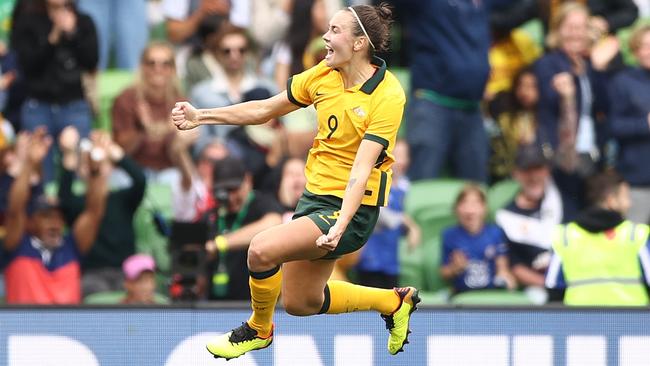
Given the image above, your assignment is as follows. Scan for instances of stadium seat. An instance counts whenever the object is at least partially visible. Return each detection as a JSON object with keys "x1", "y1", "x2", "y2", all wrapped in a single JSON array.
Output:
[
  {"x1": 404, "y1": 179, "x2": 466, "y2": 242},
  {"x1": 450, "y1": 289, "x2": 535, "y2": 306},
  {"x1": 487, "y1": 179, "x2": 519, "y2": 217},
  {"x1": 418, "y1": 288, "x2": 450, "y2": 305},
  {"x1": 96, "y1": 70, "x2": 135, "y2": 131},
  {"x1": 398, "y1": 238, "x2": 425, "y2": 290}
]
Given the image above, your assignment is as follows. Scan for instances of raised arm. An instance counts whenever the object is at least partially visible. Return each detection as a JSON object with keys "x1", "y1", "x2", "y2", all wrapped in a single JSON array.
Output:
[
  {"x1": 4, "y1": 130, "x2": 51, "y2": 251},
  {"x1": 72, "y1": 132, "x2": 110, "y2": 254},
  {"x1": 171, "y1": 90, "x2": 299, "y2": 130},
  {"x1": 315, "y1": 139, "x2": 384, "y2": 251}
]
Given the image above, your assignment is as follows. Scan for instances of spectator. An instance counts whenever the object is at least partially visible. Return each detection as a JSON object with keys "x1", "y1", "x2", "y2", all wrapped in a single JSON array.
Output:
[
  {"x1": 496, "y1": 143, "x2": 564, "y2": 303},
  {"x1": 0, "y1": 132, "x2": 44, "y2": 231},
  {"x1": 274, "y1": 157, "x2": 307, "y2": 223},
  {"x1": 203, "y1": 156, "x2": 283, "y2": 300},
  {"x1": 121, "y1": 253, "x2": 168, "y2": 304},
  {"x1": 77, "y1": 0, "x2": 148, "y2": 70},
  {"x1": 488, "y1": 68, "x2": 540, "y2": 183},
  {"x1": 190, "y1": 24, "x2": 276, "y2": 144},
  {"x1": 491, "y1": 0, "x2": 639, "y2": 37},
  {"x1": 226, "y1": 88, "x2": 288, "y2": 189},
  {"x1": 57, "y1": 127, "x2": 146, "y2": 296},
  {"x1": 608, "y1": 25, "x2": 650, "y2": 225},
  {"x1": 173, "y1": 137, "x2": 230, "y2": 223},
  {"x1": 354, "y1": 139, "x2": 420, "y2": 289},
  {"x1": 403, "y1": 0, "x2": 515, "y2": 183},
  {"x1": 112, "y1": 41, "x2": 185, "y2": 185},
  {"x1": 162, "y1": 0, "x2": 291, "y2": 77},
  {"x1": 271, "y1": 0, "x2": 331, "y2": 159},
  {"x1": 440, "y1": 183, "x2": 516, "y2": 295},
  {"x1": 272, "y1": 0, "x2": 329, "y2": 90},
  {"x1": 2, "y1": 128, "x2": 108, "y2": 304},
  {"x1": 534, "y1": 2, "x2": 617, "y2": 219},
  {"x1": 485, "y1": 27, "x2": 542, "y2": 102},
  {"x1": 12, "y1": 0, "x2": 98, "y2": 183},
  {"x1": 546, "y1": 170, "x2": 650, "y2": 306},
  {"x1": 0, "y1": 40, "x2": 17, "y2": 120}
]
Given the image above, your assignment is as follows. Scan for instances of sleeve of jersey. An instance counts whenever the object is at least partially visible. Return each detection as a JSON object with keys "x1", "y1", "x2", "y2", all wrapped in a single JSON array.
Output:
[
  {"x1": 286, "y1": 63, "x2": 320, "y2": 108},
  {"x1": 363, "y1": 90, "x2": 405, "y2": 148}
]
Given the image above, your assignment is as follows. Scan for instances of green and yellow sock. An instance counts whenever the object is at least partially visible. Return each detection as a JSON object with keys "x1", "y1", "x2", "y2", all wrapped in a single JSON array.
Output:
[
  {"x1": 247, "y1": 266, "x2": 282, "y2": 338},
  {"x1": 318, "y1": 280, "x2": 400, "y2": 315}
]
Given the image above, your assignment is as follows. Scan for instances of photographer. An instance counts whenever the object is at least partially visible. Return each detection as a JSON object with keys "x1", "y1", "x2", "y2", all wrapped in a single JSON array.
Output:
[{"x1": 203, "y1": 156, "x2": 283, "y2": 300}]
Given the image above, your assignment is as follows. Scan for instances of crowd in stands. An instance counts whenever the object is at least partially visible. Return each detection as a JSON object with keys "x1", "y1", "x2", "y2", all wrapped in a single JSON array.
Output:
[{"x1": 0, "y1": 0, "x2": 649, "y2": 307}]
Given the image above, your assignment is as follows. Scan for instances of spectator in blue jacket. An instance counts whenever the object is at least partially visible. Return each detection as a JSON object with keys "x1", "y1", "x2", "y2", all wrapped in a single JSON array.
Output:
[
  {"x1": 608, "y1": 25, "x2": 650, "y2": 225},
  {"x1": 402, "y1": 0, "x2": 514, "y2": 183}
]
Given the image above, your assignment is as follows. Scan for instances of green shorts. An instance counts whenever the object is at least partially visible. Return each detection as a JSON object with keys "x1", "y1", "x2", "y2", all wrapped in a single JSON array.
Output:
[{"x1": 293, "y1": 190, "x2": 380, "y2": 260}]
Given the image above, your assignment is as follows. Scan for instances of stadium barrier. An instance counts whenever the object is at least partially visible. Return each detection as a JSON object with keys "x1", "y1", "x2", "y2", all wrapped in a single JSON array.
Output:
[{"x1": 1, "y1": 305, "x2": 648, "y2": 365}]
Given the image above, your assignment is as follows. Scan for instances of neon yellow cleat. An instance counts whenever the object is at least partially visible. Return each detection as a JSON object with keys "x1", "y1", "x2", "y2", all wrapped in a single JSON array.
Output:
[
  {"x1": 206, "y1": 322, "x2": 273, "y2": 360},
  {"x1": 381, "y1": 287, "x2": 420, "y2": 355}
]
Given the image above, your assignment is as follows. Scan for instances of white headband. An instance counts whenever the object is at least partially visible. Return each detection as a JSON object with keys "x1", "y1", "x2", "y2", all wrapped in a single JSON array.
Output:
[{"x1": 348, "y1": 6, "x2": 376, "y2": 50}]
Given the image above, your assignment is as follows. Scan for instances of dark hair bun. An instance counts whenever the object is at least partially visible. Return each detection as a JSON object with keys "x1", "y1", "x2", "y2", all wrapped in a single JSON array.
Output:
[{"x1": 376, "y1": 2, "x2": 393, "y2": 22}]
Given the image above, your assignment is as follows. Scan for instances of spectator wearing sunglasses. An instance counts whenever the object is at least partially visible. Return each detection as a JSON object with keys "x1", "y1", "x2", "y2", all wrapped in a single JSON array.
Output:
[
  {"x1": 188, "y1": 22, "x2": 275, "y2": 153},
  {"x1": 111, "y1": 41, "x2": 188, "y2": 185}
]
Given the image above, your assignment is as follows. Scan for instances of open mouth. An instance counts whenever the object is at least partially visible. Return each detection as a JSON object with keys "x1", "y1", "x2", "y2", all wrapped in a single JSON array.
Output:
[{"x1": 325, "y1": 45, "x2": 334, "y2": 60}]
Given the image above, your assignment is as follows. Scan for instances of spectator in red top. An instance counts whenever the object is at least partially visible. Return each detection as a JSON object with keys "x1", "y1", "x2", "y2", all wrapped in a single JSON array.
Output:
[{"x1": 2, "y1": 128, "x2": 109, "y2": 304}]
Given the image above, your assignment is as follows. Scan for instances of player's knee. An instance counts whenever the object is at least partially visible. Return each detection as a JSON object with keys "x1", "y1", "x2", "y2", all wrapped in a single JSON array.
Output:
[
  {"x1": 282, "y1": 296, "x2": 322, "y2": 316},
  {"x1": 247, "y1": 234, "x2": 274, "y2": 270}
]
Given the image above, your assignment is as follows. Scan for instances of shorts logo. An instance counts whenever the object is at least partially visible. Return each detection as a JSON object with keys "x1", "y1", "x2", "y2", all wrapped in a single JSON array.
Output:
[{"x1": 318, "y1": 211, "x2": 340, "y2": 226}]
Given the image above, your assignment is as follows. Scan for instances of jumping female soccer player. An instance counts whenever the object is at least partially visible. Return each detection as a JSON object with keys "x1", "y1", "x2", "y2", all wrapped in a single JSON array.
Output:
[{"x1": 171, "y1": 3, "x2": 418, "y2": 360}]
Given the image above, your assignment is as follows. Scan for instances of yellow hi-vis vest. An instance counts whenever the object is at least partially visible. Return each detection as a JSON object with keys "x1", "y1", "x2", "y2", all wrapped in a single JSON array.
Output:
[{"x1": 551, "y1": 220, "x2": 650, "y2": 306}]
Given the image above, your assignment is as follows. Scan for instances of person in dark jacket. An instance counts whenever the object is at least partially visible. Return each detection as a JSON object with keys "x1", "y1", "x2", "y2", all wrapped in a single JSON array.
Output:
[
  {"x1": 533, "y1": 2, "x2": 615, "y2": 220},
  {"x1": 607, "y1": 25, "x2": 650, "y2": 225},
  {"x1": 402, "y1": 0, "x2": 514, "y2": 182},
  {"x1": 11, "y1": 0, "x2": 98, "y2": 183},
  {"x1": 57, "y1": 126, "x2": 146, "y2": 296}
]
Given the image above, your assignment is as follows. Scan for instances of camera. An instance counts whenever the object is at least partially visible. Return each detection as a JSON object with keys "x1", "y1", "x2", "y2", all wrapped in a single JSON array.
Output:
[{"x1": 168, "y1": 222, "x2": 209, "y2": 302}]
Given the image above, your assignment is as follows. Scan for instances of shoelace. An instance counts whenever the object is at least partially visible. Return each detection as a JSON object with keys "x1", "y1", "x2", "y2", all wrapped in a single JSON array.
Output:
[{"x1": 228, "y1": 323, "x2": 258, "y2": 343}]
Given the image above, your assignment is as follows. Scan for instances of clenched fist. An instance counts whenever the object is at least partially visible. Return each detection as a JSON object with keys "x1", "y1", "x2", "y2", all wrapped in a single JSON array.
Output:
[{"x1": 171, "y1": 102, "x2": 200, "y2": 130}]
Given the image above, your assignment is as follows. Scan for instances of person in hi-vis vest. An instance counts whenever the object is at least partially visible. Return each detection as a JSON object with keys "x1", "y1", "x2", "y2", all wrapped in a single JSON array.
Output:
[{"x1": 545, "y1": 170, "x2": 650, "y2": 306}]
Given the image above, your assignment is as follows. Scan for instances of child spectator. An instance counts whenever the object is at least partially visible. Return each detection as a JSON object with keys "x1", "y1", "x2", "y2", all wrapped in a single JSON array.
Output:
[
  {"x1": 121, "y1": 253, "x2": 167, "y2": 305},
  {"x1": 440, "y1": 183, "x2": 516, "y2": 294},
  {"x1": 2, "y1": 128, "x2": 108, "y2": 304}
]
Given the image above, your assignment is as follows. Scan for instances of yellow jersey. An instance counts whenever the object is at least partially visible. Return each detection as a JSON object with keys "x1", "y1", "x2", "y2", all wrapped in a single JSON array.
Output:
[{"x1": 287, "y1": 57, "x2": 405, "y2": 206}]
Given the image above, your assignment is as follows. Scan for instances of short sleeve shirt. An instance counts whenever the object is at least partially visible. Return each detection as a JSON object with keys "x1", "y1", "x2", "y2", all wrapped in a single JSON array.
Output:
[{"x1": 287, "y1": 57, "x2": 405, "y2": 206}]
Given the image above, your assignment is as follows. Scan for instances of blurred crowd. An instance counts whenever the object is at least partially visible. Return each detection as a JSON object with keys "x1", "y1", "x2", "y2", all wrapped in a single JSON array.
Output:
[{"x1": 0, "y1": 0, "x2": 649, "y2": 306}]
